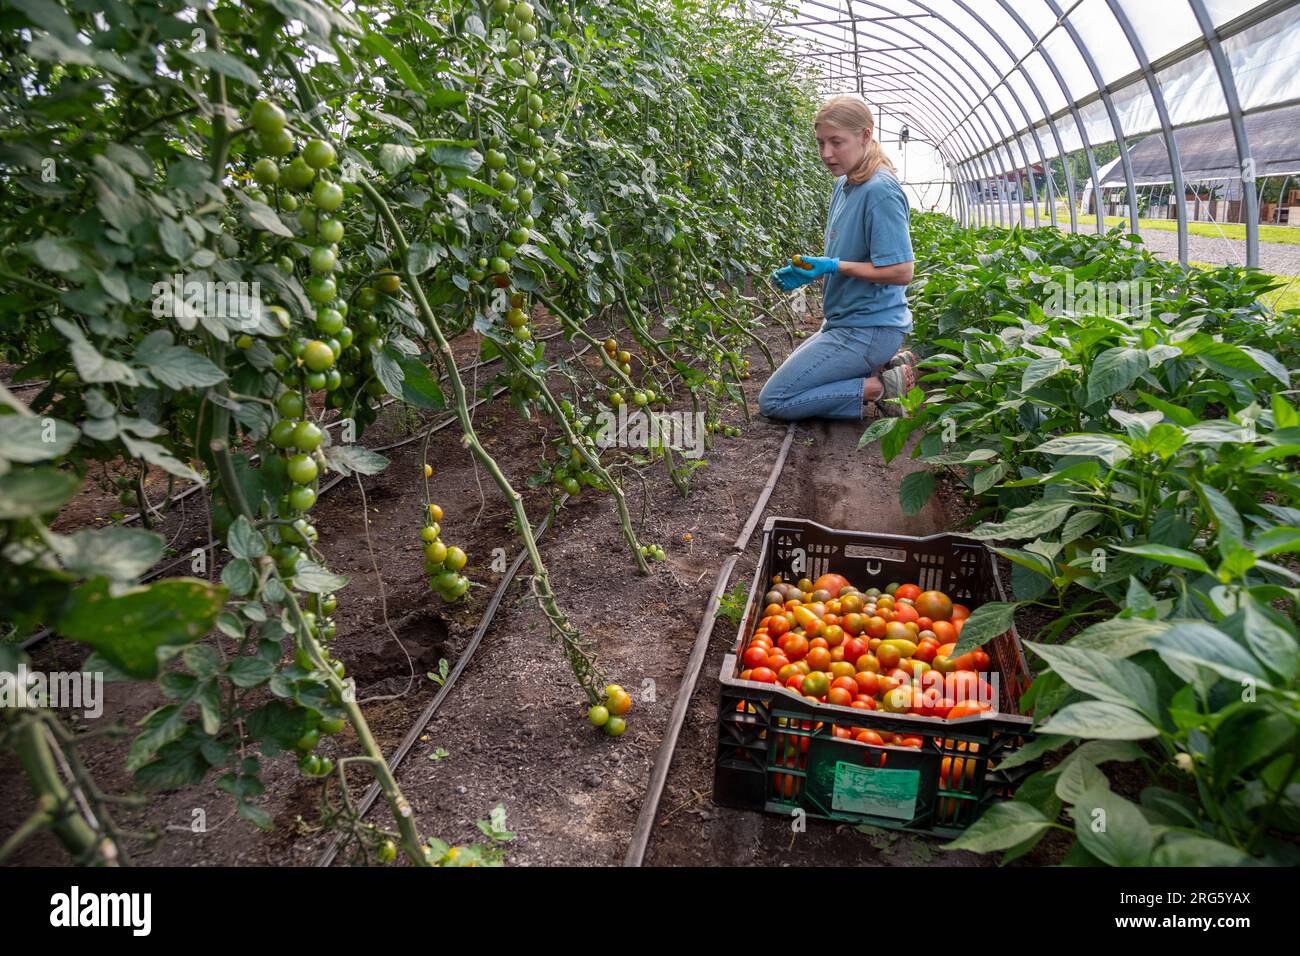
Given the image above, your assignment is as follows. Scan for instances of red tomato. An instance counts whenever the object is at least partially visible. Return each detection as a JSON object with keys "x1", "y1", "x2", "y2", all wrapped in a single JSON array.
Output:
[
  {"x1": 805, "y1": 647, "x2": 832, "y2": 671},
  {"x1": 916, "y1": 617, "x2": 934, "y2": 633},
  {"x1": 946, "y1": 702, "x2": 992, "y2": 720},
  {"x1": 785, "y1": 673, "x2": 806, "y2": 693},
  {"x1": 865, "y1": 616, "x2": 887, "y2": 638},
  {"x1": 830, "y1": 676, "x2": 859, "y2": 695},
  {"x1": 841, "y1": 638, "x2": 866, "y2": 663},
  {"x1": 749, "y1": 667, "x2": 777, "y2": 684},
  {"x1": 893, "y1": 603, "x2": 919, "y2": 624},
  {"x1": 896, "y1": 735, "x2": 924, "y2": 748},
  {"x1": 767, "y1": 615, "x2": 790, "y2": 637},
  {"x1": 767, "y1": 653, "x2": 790, "y2": 672},
  {"x1": 853, "y1": 671, "x2": 880, "y2": 696},
  {"x1": 855, "y1": 729, "x2": 885, "y2": 745},
  {"x1": 895, "y1": 584, "x2": 922, "y2": 601},
  {"x1": 827, "y1": 687, "x2": 853, "y2": 707},
  {"x1": 743, "y1": 646, "x2": 769, "y2": 669},
  {"x1": 914, "y1": 639, "x2": 939, "y2": 664},
  {"x1": 780, "y1": 634, "x2": 809, "y2": 662},
  {"x1": 950, "y1": 603, "x2": 971, "y2": 622},
  {"x1": 823, "y1": 624, "x2": 845, "y2": 647},
  {"x1": 739, "y1": 668, "x2": 752, "y2": 680}
]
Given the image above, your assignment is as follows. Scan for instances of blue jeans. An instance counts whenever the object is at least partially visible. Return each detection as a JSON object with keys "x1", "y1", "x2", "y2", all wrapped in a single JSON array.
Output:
[{"x1": 758, "y1": 324, "x2": 905, "y2": 421}]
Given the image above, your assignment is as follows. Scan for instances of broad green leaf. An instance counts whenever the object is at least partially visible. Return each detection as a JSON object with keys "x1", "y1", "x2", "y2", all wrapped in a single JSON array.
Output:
[
  {"x1": 291, "y1": 559, "x2": 347, "y2": 594},
  {"x1": 1086, "y1": 347, "x2": 1148, "y2": 405},
  {"x1": 396, "y1": 353, "x2": 446, "y2": 410},
  {"x1": 1149, "y1": 620, "x2": 1273, "y2": 687},
  {"x1": 1150, "y1": 835, "x2": 1255, "y2": 866},
  {"x1": 360, "y1": 31, "x2": 425, "y2": 93},
  {"x1": 898, "y1": 469, "x2": 934, "y2": 516},
  {"x1": 1026, "y1": 642, "x2": 1159, "y2": 717},
  {"x1": 1070, "y1": 785, "x2": 1155, "y2": 866},
  {"x1": 1020, "y1": 357, "x2": 1067, "y2": 392},
  {"x1": 0, "y1": 415, "x2": 79, "y2": 463},
  {"x1": 1242, "y1": 599, "x2": 1298, "y2": 682},
  {"x1": 1038, "y1": 701, "x2": 1160, "y2": 740},
  {"x1": 58, "y1": 577, "x2": 227, "y2": 678},
  {"x1": 942, "y1": 802, "x2": 1053, "y2": 854},
  {"x1": 1054, "y1": 754, "x2": 1109, "y2": 804},
  {"x1": 62, "y1": 527, "x2": 164, "y2": 582},
  {"x1": 0, "y1": 468, "x2": 81, "y2": 518},
  {"x1": 1033, "y1": 433, "x2": 1131, "y2": 467},
  {"x1": 965, "y1": 498, "x2": 1075, "y2": 541},
  {"x1": 1068, "y1": 617, "x2": 1167, "y2": 658},
  {"x1": 857, "y1": 416, "x2": 897, "y2": 449},
  {"x1": 1114, "y1": 543, "x2": 1211, "y2": 575},
  {"x1": 951, "y1": 600, "x2": 1018, "y2": 657},
  {"x1": 324, "y1": 444, "x2": 388, "y2": 477},
  {"x1": 226, "y1": 515, "x2": 266, "y2": 560}
]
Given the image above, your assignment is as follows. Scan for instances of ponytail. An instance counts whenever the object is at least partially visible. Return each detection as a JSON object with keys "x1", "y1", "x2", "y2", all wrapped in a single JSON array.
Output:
[{"x1": 814, "y1": 95, "x2": 896, "y2": 185}]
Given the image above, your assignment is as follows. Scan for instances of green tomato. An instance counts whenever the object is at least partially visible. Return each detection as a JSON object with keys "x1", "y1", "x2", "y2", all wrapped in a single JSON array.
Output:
[
  {"x1": 295, "y1": 728, "x2": 321, "y2": 753},
  {"x1": 444, "y1": 546, "x2": 468, "y2": 572},
  {"x1": 357, "y1": 287, "x2": 379, "y2": 310},
  {"x1": 319, "y1": 716, "x2": 346, "y2": 734},
  {"x1": 318, "y1": 217, "x2": 344, "y2": 243},
  {"x1": 489, "y1": 256, "x2": 511, "y2": 275},
  {"x1": 309, "y1": 246, "x2": 336, "y2": 274},
  {"x1": 288, "y1": 484, "x2": 317, "y2": 511},
  {"x1": 281, "y1": 192, "x2": 299, "y2": 211},
  {"x1": 305, "y1": 370, "x2": 327, "y2": 390},
  {"x1": 287, "y1": 453, "x2": 319, "y2": 484},
  {"x1": 260, "y1": 129, "x2": 294, "y2": 156},
  {"x1": 420, "y1": 524, "x2": 440, "y2": 543},
  {"x1": 303, "y1": 138, "x2": 337, "y2": 170},
  {"x1": 270, "y1": 418, "x2": 298, "y2": 449},
  {"x1": 603, "y1": 716, "x2": 627, "y2": 737},
  {"x1": 325, "y1": 368, "x2": 342, "y2": 391},
  {"x1": 284, "y1": 156, "x2": 316, "y2": 190},
  {"x1": 378, "y1": 840, "x2": 397, "y2": 864},
  {"x1": 277, "y1": 391, "x2": 305, "y2": 418},
  {"x1": 517, "y1": 186, "x2": 534, "y2": 204},
  {"x1": 499, "y1": 195, "x2": 519, "y2": 213},
  {"x1": 561, "y1": 476, "x2": 581, "y2": 496},
  {"x1": 311, "y1": 179, "x2": 344, "y2": 213},
  {"x1": 485, "y1": 148, "x2": 507, "y2": 171},
  {"x1": 336, "y1": 326, "x2": 354, "y2": 349},
  {"x1": 316, "y1": 308, "x2": 344, "y2": 335},
  {"x1": 496, "y1": 170, "x2": 517, "y2": 191},
  {"x1": 305, "y1": 275, "x2": 337, "y2": 304},
  {"x1": 508, "y1": 226, "x2": 530, "y2": 246},
  {"x1": 516, "y1": 21, "x2": 537, "y2": 42},
  {"x1": 297, "y1": 206, "x2": 318, "y2": 232},
  {"x1": 271, "y1": 353, "x2": 291, "y2": 374},
  {"x1": 292, "y1": 420, "x2": 323, "y2": 451},
  {"x1": 497, "y1": 240, "x2": 517, "y2": 260},
  {"x1": 251, "y1": 100, "x2": 287, "y2": 136},
  {"x1": 253, "y1": 158, "x2": 280, "y2": 185},
  {"x1": 588, "y1": 705, "x2": 610, "y2": 727}
]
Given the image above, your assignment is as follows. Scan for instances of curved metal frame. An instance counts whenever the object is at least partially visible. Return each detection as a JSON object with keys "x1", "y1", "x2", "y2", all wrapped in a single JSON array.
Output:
[
  {"x1": 1189, "y1": 0, "x2": 1260, "y2": 268},
  {"x1": 857, "y1": 0, "x2": 1048, "y2": 229},
  {"x1": 1104, "y1": 0, "x2": 1191, "y2": 264},
  {"x1": 780, "y1": 0, "x2": 1288, "y2": 258}
]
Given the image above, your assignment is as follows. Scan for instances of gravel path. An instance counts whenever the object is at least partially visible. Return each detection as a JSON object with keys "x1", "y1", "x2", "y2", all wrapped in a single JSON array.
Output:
[{"x1": 1130, "y1": 225, "x2": 1300, "y2": 275}]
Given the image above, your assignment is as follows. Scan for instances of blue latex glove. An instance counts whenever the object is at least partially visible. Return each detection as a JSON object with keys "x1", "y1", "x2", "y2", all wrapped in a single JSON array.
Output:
[
  {"x1": 793, "y1": 254, "x2": 839, "y2": 278},
  {"x1": 770, "y1": 264, "x2": 812, "y2": 292}
]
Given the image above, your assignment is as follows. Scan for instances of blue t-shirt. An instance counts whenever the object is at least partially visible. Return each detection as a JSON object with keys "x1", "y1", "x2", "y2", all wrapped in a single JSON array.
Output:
[{"x1": 821, "y1": 169, "x2": 913, "y2": 330}]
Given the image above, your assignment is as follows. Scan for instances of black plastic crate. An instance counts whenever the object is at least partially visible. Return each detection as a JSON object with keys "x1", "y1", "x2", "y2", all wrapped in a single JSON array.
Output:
[{"x1": 713, "y1": 517, "x2": 1039, "y2": 837}]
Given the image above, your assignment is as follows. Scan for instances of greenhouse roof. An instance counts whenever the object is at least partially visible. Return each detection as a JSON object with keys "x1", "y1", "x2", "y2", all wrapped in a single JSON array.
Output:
[
  {"x1": 768, "y1": 0, "x2": 1300, "y2": 266},
  {"x1": 1098, "y1": 103, "x2": 1300, "y2": 185}
]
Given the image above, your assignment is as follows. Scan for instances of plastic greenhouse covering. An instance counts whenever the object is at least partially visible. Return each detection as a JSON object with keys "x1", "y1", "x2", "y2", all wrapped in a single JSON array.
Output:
[{"x1": 765, "y1": 0, "x2": 1300, "y2": 267}]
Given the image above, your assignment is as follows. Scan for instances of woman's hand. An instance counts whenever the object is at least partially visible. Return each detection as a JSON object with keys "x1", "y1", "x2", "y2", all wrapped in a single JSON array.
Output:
[
  {"x1": 791, "y1": 255, "x2": 839, "y2": 278},
  {"x1": 770, "y1": 264, "x2": 813, "y2": 291}
]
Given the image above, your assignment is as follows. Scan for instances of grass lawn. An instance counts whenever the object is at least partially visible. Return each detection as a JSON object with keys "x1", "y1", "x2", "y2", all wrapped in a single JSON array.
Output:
[{"x1": 1023, "y1": 207, "x2": 1300, "y2": 247}]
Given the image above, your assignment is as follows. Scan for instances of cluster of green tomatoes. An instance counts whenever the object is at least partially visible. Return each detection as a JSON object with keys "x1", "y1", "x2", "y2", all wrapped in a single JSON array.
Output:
[{"x1": 420, "y1": 497, "x2": 471, "y2": 602}]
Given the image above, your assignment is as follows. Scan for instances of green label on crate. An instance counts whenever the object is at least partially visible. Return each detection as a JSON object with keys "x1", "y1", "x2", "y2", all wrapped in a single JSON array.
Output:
[{"x1": 832, "y1": 762, "x2": 919, "y2": 820}]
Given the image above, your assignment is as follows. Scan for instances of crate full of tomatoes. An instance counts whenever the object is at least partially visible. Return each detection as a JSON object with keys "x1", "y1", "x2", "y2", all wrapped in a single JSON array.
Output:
[{"x1": 714, "y1": 518, "x2": 1038, "y2": 836}]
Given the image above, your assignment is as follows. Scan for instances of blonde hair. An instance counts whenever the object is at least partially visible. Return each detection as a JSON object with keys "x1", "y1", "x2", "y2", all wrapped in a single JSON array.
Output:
[{"x1": 814, "y1": 95, "x2": 896, "y2": 185}]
